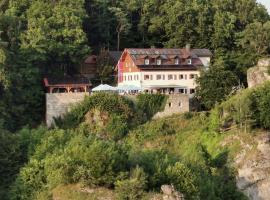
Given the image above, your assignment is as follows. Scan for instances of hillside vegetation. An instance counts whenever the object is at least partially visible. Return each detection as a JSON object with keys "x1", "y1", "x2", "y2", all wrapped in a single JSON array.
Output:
[{"x1": 3, "y1": 82, "x2": 270, "y2": 200}]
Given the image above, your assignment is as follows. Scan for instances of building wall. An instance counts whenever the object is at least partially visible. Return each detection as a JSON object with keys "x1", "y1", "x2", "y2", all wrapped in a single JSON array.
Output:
[
  {"x1": 140, "y1": 70, "x2": 199, "y2": 89},
  {"x1": 46, "y1": 93, "x2": 89, "y2": 127},
  {"x1": 198, "y1": 57, "x2": 211, "y2": 67},
  {"x1": 119, "y1": 70, "x2": 199, "y2": 94},
  {"x1": 153, "y1": 94, "x2": 190, "y2": 119}
]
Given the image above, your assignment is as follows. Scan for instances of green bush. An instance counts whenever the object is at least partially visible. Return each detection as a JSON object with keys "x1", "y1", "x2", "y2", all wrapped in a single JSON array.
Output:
[
  {"x1": 136, "y1": 94, "x2": 167, "y2": 119},
  {"x1": 166, "y1": 162, "x2": 199, "y2": 200},
  {"x1": 252, "y1": 82, "x2": 270, "y2": 129},
  {"x1": 55, "y1": 93, "x2": 135, "y2": 129},
  {"x1": 10, "y1": 128, "x2": 129, "y2": 200},
  {"x1": 128, "y1": 149, "x2": 176, "y2": 189},
  {"x1": 115, "y1": 166, "x2": 147, "y2": 200},
  {"x1": 0, "y1": 129, "x2": 22, "y2": 200},
  {"x1": 106, "y1": 114, "x2": 128, "y2": 140}
]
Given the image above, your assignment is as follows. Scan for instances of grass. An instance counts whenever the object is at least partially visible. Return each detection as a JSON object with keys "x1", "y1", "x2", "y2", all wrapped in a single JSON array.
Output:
[{"x1": 52, "y1": 184, "x2": 116, "y2": 200}]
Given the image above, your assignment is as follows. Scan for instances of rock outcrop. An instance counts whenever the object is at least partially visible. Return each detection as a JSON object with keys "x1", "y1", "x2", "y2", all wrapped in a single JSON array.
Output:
[
  {"x1": 236, "y1": 134, "x2": 270, "y2": 200},
  {"x1": 247, "y1": 58, "x2": 270, "y2": 88},
  {"x1": 160, "y1": 185, "x2": 184, "y2": 200}
]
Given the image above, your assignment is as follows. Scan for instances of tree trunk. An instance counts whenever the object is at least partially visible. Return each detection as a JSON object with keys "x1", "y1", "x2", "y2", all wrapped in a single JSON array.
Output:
[{"x1": 117, "y1": 31, "x2": 120, "y2": 51}]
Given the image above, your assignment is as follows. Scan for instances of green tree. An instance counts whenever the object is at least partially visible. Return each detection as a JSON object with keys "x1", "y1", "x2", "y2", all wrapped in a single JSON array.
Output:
[
  {"x1": 96, "y1": 48, "x2": 114, "y2": 84},
  {"x1": 196, "y1": 59, "x2": 238, "y2": 109},
  {"x1": 109, "y1": 6, "x2": 131, "y2": 51},
  {"x1": 238, "y1": 21, "x2": 270, "y2": 55},
  {"x1": 20, "y1": 0, "x2": 90, "y2": 75}
]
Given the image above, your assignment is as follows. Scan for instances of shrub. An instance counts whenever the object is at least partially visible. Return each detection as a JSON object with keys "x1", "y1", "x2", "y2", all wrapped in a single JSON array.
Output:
[
  {"x1": 55, "y1": 93, "x2": 135, "y2": 129},
  {"x1": 128, "y1": 149, "x2": 176, "y2": 189},
  {"x1": 106, "y1": 114, "x2": 128, "y2": 140},
  {"x1": 115, "y1": 166, "x2": 147, "y2": 200},
  {"x1": 136, "y1": 94, "x2": 167, "y2": 119},
  {"x1": 252, "y1": 82, "x2": 270, "y2": 129},
  {"x1": 0, "y1": 129, "x2": 22, "y2": 200},
  {"x1": 166, "y1": 162, "x2": 199, "y2": 200}
]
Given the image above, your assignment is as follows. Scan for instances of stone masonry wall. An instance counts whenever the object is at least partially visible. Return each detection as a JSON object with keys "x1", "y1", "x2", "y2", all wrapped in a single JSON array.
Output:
[
  {"x1": 154, "y1": 94, "x2": 190, "y2": 119},
  {"x1": 46, "y1": 93, "x2": 89, "y2": 127}
]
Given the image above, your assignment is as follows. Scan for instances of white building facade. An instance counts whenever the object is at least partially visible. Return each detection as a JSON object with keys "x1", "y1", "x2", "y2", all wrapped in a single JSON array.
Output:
[{"x1": 117, "y1": 48, "x2": 212, "y2": 96}]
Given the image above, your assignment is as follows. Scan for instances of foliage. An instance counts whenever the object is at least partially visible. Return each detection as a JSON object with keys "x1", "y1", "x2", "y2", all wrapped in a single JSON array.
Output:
[
  {"x1": 136, "y1": 93, "x2": 167, "y2": 119},
  {"x1": 55, "y1": 92, "x2": 134, "y2": 130},
  {"x1": 115, "y1": 166, "x2": 147, "y2": 200},
  {"x1": 166, "y1": 162, "x2": 199, "y2": 199},
  {"x1": 238, "y1": 21, "x2": 270, "y2": 55},
  {"x1": 10, "y1": 128, "x2": 128, "y2": 200},
  {"x1": 0, "y1": 129, "x2": 22, "y2": 200},
  {"x1": 196, "y1": 59, "x2": 238, "y2": 109},
  {"x1": 96, "y1": 48, "x2": 115, "y2": 84}
]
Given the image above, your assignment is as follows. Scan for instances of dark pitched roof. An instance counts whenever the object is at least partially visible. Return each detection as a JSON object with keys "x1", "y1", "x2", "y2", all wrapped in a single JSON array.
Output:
[
  {"x1": 191, "y1": 49, "x2": 212, "y2": 57},
  {"x1": 124, "y1": 48, "x2": 207, "y2": 67},
  {"x1": 44, "y1": 76, "x2": 91, "y2": 86},
  {"x1": 109, "y1": 51, "x2": 122, "y2": 62}
]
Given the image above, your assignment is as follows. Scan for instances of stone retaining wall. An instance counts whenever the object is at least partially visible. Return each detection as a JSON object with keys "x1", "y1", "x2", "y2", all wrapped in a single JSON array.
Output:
[
  {"x1": 153, "y1": 94, "x2": 190, "y2": 119},
  {"x1": 46, "y1": 93, "x2": 89, "y2": 127}
]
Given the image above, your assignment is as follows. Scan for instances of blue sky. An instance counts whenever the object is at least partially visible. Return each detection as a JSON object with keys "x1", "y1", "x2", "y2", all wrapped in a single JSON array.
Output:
[{"x1": 257, "y1": 0, "x2": 270, "y2": 13}]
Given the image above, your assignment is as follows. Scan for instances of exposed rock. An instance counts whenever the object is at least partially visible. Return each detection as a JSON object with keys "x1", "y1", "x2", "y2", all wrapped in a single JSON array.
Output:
[
  {"x1": 236, "y1": 134, "x2": 270, "y2": 200},
  {"x1": 161, "y1": 185, "x2": 184, "y2": 200},
  {"x1": 247, "y1": 58, "x2": 270, "y2": 88}
]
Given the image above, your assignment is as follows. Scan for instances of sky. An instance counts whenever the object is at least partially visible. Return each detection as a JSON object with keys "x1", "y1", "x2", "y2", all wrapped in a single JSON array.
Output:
[{"x1": 257, "y1": 0, "x2": 270, "y2": 13}]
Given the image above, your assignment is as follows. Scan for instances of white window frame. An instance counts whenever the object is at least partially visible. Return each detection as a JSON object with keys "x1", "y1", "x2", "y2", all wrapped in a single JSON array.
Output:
[
  {"x1": 157, "y1": 59, "x2": 162, "y2": 65},
  {"x1": 175, "y1": 58, "x2": 179, "y2": 65},
  {"x1": 187, "y1": 59, "x2": 192, "y2": 65},
  {"x1": 145, "y1": 58, "x2": 150, "y2": 65}
]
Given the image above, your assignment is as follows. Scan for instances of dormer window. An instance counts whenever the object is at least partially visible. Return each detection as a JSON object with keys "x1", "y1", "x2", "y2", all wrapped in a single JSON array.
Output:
[
  {"x1": 175, "y1": 58, "x2": 179, "y2": 65},
  {"x1": 157, "y1": 58, "x2": 162, "y2": 65},
  {"x1": 145, "y1": 58, "x2": 150, "y2": 65},
  {"x1": 187, "y1": 59, "x2": 192, "y2": 65}
]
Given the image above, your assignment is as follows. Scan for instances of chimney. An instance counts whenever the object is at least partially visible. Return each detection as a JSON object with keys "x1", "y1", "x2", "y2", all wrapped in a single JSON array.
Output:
[{"x1": 185, "y1": 44, "x2": 191, "y2": 52}]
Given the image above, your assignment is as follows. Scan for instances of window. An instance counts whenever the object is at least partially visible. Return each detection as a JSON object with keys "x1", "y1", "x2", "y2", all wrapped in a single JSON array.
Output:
[
  {"x1": 145, "y1": 58, "x2": 150, "y2": 65},
  {"x1": 174, "y1": 75, "x2": 177, "y2": 80},
  {"x1": 187, "y1": 59, "x2": 192, "y2": 65},
  {"x1": 168, "y1": 102, "x2": 172, "y2": 107},
  {"x1": 156, "y1": 74, "x2": 162, "y2": 80},
  {"x1": 150, "y1": 75, "x2": 153, "y2": 80},
  {"x1": 168, "y1": 74, "x2": 173, "y2": 80},
  {"x1": 190, "y1": 74, "x2": 195, "y2": 79},
  {"x1": 157, "y1": 59, "x2": 162, "y2": 65},
  {"x1": 124, "y1": 76, "x2": 126, "y2": 81},
  {"x1": 190, "y1": 89, "x2": 195, "y2": 94},
  {"x1": 130, "y1": 75, "x2": 132, "y2": 81},
  {"x1": 179, "y1": 101, "x2": 182, "y2": 107},
  {"x1": 179, "y1": 74, "x2": 184, "y2": 79},
  {"x1": 163, "y1": 75, "x2": 165, "y2": 80},
  {"x1": 144, "y1": 75, "x2": 150, "y2": 80},
  {"x1": 184, "y1": 75, "x2": 187, "y2": 80},
  {"x1": 179, "y1": 89, "x2": 185, "y2": 94},
  {"x1": 175, "y1": 58, "x2": 179, "y2": 65}
]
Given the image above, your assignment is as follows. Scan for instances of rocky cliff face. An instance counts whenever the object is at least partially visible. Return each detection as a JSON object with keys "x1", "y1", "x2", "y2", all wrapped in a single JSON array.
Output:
[
  {"x1": 236, "y1": 134, "x2": 270, "y2": 200},
  {"x1": 247, "y1": 58, "x2": 270, "y2": 88}
]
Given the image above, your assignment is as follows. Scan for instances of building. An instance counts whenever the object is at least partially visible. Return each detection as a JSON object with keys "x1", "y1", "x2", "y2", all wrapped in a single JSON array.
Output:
[
  {"x1": 117, "y1": 47, "x2": 212, "y2": 96},
  {"x1": 44, "y1": 76, "x2": 92, "y2": 93},
  {"x1": 80, "y1": 51, "x2": 122, "y2": 80},
  {"x1": 79, "y1": 55, "x2": 98, "y2": 79}
]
